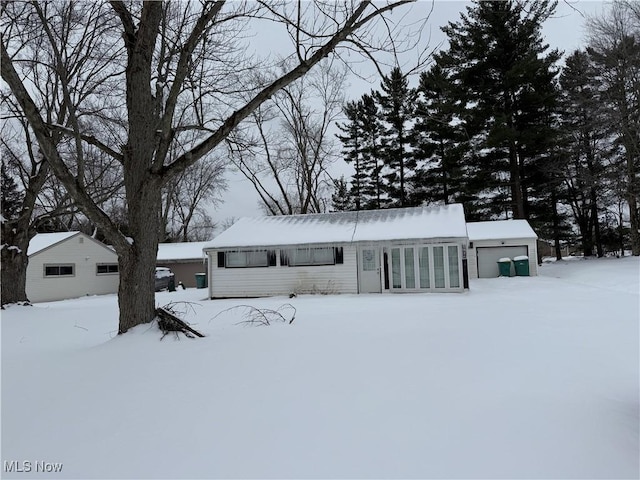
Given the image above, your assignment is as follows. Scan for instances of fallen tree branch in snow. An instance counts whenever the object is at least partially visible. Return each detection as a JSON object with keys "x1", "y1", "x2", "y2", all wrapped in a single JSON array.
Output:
[
  {"x1": 156, "y1": 303, "x2": 205, "y2": 339},
  {"x1": 210, "y1": 304, "x2": 296, "y2": 327}
]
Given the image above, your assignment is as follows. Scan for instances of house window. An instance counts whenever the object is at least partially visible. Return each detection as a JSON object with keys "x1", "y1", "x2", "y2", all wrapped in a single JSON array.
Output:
[
  {"x1": 218, "y1": 250, "x2": 276, "y2": 268},
  {"x1": 362, "y1": 249, "x2": 376, "y2": 271},
  {"x1": 281, "y1": 247, "x2": 340, "y2": 266},
  {"x1": 44, "y1": 264, "x2": 75, "y2": 277},
  {"x1": 96, "y1": 264, "x2": 119, "y2": 275}
]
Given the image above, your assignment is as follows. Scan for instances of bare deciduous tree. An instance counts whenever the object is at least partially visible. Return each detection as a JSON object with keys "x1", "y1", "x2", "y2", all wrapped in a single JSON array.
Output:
[
  {"x1": 161, "y1": 153, "x2": 226, "y2": 241},
  {"x1": 2, "y1": 0, "x2": 422, "y2": 333},
  {"x1": 587, "y1": 1, "x2": 640, "y2": 255},
  {"x1": 230, "y1": 59, "x2": 346, "y2": 215},
  {"x1": 1, "y1": 0, "x2": 123, "y2": 304}
]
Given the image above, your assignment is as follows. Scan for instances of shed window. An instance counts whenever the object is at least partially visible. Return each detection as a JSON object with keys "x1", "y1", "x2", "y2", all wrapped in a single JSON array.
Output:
[
  {"x1": 44, "y1": 264, "x2": 75, "y2": 277},
  {"x1": 220, "y1": 250, "x2": 273, "y2": 268},
  {"x1": 282, "y1": 247, "x2": 338, "y2": 266},
  {"x1": 97, "y1": 264, "x2": 119, "y2": 275}
]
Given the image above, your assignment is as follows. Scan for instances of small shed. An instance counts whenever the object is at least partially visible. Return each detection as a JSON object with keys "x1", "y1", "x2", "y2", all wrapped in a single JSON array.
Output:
[
  {"x1": 466, "y1": 220, "x2": 538, "y2": 278},
  {"x1": 156, "y1": 242, "x2": 209, "y2": 288},
  {"x1": 203, "y1": 204, "x2": 469, "y2": 298},
  {"x1": 27, "y1": 232, "x2": 119, "y2": 302}
]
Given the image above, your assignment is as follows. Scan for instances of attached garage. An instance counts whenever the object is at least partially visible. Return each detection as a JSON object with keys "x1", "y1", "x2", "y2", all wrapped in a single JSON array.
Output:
[{"x1": 466, "y1": 220, "x2": 538, "y2": 279}]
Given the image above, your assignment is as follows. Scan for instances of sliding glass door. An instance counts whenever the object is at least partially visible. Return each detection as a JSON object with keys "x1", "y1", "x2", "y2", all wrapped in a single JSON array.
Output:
[{"x1": 387, "y1": 243, "x2": 462, "y2": 292}]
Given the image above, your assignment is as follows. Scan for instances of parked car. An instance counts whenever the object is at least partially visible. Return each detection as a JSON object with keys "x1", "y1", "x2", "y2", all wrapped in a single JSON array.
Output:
[{"x1": 154, "y1": 267, "x2": 175, "y2": 291}]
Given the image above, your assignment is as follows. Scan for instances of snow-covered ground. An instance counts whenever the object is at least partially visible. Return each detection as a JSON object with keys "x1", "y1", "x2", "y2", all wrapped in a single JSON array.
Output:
[{"x1": 2, "y1": 256, "x2": 638, "y2": 479}]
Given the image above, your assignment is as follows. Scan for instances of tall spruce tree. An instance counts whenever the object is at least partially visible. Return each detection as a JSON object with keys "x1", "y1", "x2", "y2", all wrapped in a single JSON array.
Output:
[
  {"x1": 411, "y1": 64, "x2": 466, "y2": 206},
  {"x1": 330, "y1": 175, "x2": 354, "y2": 212},
  {"x1": 336, "y1": 100, "x2": 365, "y2": 210},
  {"x1": 359, "y1": 93, "x2": 384, "y2": 209},
  {"x1": 438, "y1": 0, "x2": 561, "y2": 219},
  {"x1": 374, "y1": 67, "x2": 417, "y2": 207},
  {"x1": 336, "y1": 93, "x2": 384, "y2": 210}
]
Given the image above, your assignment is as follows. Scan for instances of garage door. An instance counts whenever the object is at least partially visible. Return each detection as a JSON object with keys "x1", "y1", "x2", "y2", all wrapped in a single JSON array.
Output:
[{"x1": 476, "y1": 246, "x2": 528, "y2": 278}]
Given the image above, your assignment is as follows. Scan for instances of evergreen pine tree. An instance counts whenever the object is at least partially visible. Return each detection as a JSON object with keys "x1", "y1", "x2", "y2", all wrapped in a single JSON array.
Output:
[
  {"x1": 330, "y1": 176, "x2": 354, "y2": 212},
  {"x1": 359, "y1": 94, "x2": 384, "y2": 210},
  {"x1": 336, "y1": 100, "x2": 365, "y2": 210},
  {"x1": 374, "y1": 67, "x2": 417, "y2": 207},
  {"x1": 336, "y1": 94, "x2": 384, "y2": 210},
  {"x1": 438, "y1": 0, "x2": 561, "y2": 219},
  {"x1": 411, "y1": 64, "x2": 466, "y2": 206}
]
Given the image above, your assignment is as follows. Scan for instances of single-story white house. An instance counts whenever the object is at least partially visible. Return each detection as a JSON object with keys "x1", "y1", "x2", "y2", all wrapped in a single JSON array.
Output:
[
  {"x1": 157, "y1": 242, "x2": 208, "y2": 288},
  {"x1": 27, "y1": 231, "x2": 119, "y2": 303},
  {"x1": 466, "y1": 220, "x2": 538, "y2": 278},
  {"x1": 203, "y1": 204, "x2": 470, "y2": 298}
]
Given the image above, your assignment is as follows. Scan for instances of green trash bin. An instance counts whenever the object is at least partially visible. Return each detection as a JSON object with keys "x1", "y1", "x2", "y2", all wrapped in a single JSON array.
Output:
[
  {"x1": 497, "y1": 258, "x2": 512, "y2": 277},
  {"x1": 513, "y1": 256, "x2": 530, "y2": 276},
  {"x1": 195, "y1": 273, "x2": 207, "y2": 289}
]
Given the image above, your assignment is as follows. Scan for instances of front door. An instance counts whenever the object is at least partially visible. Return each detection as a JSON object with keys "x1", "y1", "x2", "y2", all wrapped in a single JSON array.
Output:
[{"x1": 359, "y1": 247, "x2": 381, "y2": 293}]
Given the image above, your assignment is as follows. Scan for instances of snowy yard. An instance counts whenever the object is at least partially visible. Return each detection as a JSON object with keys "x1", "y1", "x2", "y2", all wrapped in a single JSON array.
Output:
[{"x1": 2, "y1": 257, "x2": 638, "y2": 479}]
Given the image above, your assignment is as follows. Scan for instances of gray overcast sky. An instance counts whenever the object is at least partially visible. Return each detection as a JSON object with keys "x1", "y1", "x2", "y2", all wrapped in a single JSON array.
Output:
[{"x1": 212, "y1": 0, "x2": 608, "y2": 228}]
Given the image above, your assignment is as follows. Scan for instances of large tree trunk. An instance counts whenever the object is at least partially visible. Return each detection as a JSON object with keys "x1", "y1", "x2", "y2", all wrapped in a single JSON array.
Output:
[
  {"x1": 0, "y1": 234, "x2": 30, "y2": 305},
  {"x1": 114, "y1": 3, "x2": 163, "y2": 334},
  {"x1": 579, "y1": 216, "x2": 594, "y2": 256},
  {"x1": 117, "y1": 244, "x2": 157, "y2": 334},
  {"x1": 117, "y1": 184, "x2": 162, "y2": 334}
]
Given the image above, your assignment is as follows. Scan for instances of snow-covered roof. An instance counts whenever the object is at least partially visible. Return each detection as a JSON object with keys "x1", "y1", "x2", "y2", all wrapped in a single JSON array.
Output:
[
  {"x1": 205, "y1": 204, "x2": 468, "y2": 249},
  {"x1": 157, "y1": 241, "x2": 209, "y2": 261},
  {"x1": 467, "y1": 220, "x2": 537, "y2": 241},
  {"x1": 28, "y1": 232, "x2": 80, "y2": 256}
]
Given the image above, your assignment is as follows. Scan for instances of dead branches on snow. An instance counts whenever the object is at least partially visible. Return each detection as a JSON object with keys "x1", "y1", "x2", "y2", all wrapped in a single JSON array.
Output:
[
  {"x1": 156, "y1": 301, "x2": 204, "y2": 339},
  {"x1": 211, "y1": 304, "x2": 296, "y2": 327}
]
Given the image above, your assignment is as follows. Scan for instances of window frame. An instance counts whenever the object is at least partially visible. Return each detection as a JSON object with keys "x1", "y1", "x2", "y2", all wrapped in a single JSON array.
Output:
[
  {"x1": 218, "y1": 249, "x2": 275, "y2": 268},
  {"x1": 96, "y1": 263, "x2": 119, "y2": 275},
  {"x1": 281, "y1": 247, "x2": 342, "y2": 267},
  {"x1": 43, "y1": 263, "x2": 75, "y2": 278}
]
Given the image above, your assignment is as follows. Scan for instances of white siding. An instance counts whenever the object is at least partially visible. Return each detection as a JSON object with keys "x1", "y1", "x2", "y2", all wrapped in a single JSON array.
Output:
[
  {"x1": 27, "y1": 234, "x2": 119, "y2": 302},
  {"x1": 208, "y1": 244, "x2": 358, "y2": 298},
  {"x1": 467, "y1": 238, "x2": 538, "y2": 279}
]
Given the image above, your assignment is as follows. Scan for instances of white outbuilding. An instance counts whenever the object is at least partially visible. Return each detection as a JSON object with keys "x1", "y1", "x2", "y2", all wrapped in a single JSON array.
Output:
[
  {"x1": 27, "y1": 231, "x2": 119, "y2": 302},
  {"x1": 466, "y1": 220, "x2": 538, "y2": 278},
  {"x1": 203, "y1": 204, "x2": 470, "y2": 298}
]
